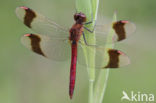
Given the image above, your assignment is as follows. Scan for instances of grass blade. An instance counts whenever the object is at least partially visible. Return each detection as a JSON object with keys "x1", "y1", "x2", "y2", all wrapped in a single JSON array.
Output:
[
  {"x1": 76, "y1": 0, "x2": 99, "y2": 103},
  {"x1": 93, "y1": 12, "x2": 117, "y2": 103}
]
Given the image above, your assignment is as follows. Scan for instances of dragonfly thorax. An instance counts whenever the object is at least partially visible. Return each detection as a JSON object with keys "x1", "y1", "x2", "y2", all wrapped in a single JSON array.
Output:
[{"x1": 69, "y1": 24, "x2": 83, "y2": 43}]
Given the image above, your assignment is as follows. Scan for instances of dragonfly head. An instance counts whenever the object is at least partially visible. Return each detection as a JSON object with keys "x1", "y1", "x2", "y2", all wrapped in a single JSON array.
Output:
[{"x1": 74, "y1": 12, "x2": 86, "y2": 24}]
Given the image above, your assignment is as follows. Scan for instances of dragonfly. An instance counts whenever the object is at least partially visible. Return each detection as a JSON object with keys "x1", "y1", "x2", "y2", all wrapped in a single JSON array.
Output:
[{"x1": 16, "y1": 6, "x2": 136, "y2": 99}]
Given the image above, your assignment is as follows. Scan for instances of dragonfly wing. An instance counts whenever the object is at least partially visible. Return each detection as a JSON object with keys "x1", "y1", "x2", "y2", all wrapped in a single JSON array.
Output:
[
  {"x1": 16, "y1": 6, "x2": 69, "y2": 38},
  {"x1": 92, "y1": 20, "x2": 136, "y2": 45},
  {"x1": 21, "y1": 33, "x2": 70, "y2": 61},
  {"x1": 77, "y1": 44, "x2": 130, "y2": 69}
]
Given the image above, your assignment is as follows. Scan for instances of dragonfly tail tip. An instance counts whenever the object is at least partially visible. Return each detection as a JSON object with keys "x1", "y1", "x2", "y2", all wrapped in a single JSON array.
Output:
[{"x1": 70, "y1": 95, "x2": 73, "y2": 99}]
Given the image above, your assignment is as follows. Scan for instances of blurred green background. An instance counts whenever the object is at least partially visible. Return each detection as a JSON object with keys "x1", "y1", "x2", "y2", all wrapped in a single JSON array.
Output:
[{"x1": 0, "y1": 0, "x2": 156, "y2": 103}]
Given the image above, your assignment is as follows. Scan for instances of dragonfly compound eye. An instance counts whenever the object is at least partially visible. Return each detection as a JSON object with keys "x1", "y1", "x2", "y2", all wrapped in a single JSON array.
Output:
[{"x1": 74, "y1": 12, "x2": 86, "y2": 23}]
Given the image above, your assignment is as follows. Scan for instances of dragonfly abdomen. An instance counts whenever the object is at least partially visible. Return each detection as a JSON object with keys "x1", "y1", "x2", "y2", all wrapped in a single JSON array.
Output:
[{"x1": 69, "y1": 42, "x2": 77, "y2": 99}]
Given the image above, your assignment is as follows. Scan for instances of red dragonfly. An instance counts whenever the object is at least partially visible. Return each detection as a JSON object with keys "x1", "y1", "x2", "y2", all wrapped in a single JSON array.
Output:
[{"x1": 16, "y1": 6, "x2": 136, "y2": 99}]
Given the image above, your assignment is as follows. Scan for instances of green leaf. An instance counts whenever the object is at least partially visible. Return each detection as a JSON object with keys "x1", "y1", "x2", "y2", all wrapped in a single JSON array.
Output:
[
  {"x1": 93, "y1": 12, "x2": 117, "y2": 103},
  {"x1": 76, "y1": 0, "x2": 99, "y2": 103}
]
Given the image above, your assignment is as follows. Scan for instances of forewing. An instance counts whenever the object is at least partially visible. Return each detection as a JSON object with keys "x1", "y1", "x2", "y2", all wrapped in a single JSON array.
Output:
[
  {"x1": 92, "y1": 20, "x2": 136, "y2": 45},
  {"x1": 77, "y1": 44, "x2": 130, "y2": 69},
  {"x1": 21, "y1": 33, "x2": 70, "y2": 61},
  {"x1": 16, "y1": 6, "x2": 68, "y2": 38}
]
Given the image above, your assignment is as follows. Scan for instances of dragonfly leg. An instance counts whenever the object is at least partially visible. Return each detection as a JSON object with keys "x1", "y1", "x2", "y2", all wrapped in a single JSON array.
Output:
[
  {"x1": 85, "y1": 20, "x2": 95, "y2": 25},
  {"x1": 82, "y1": 32, "x2": 87, "y2": 45},
  {"x1": 84, "y1": 26, "x2": 95, "y2": 33},
  {"x1": 84, "y1": 12, "x2": 94, "y2": 25},
  {"x1": 84, "y1": 13, "x2": 96, "y2": 33},
  {"x1": 82, "y1": 32, "x2": 97, "y2": 47}
]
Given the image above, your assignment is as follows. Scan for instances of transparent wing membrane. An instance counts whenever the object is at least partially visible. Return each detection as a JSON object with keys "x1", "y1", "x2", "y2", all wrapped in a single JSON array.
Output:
[
  {"x1": 77, "y1": 43, "x2": 130, "y2": 69},
  {"x1": 21, "y1": 34, "x2": 70, "y2": 61},
  {"x1": 84, "y1": 20, "x2": 136, "y2": 45},
  {"x1": 16, "y1": 6, "x2": 69, "y2": 38}
]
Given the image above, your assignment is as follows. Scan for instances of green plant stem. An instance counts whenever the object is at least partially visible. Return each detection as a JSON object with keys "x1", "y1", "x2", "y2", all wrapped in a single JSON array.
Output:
[
  {"x1": 89, "y1": 80, "x2": 94, "y2": 103},
  {"x1": 76, "y1": 0, "x2": 99, "y2": 103},
  {"x1": 93, "y1": 13, "x2": 117, "y2": 103}
]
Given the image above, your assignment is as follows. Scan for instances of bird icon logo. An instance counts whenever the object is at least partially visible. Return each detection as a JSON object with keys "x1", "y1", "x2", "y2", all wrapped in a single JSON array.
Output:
[{"x1": 121, "y1": 91, "x2": 130, "y2": 101}]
